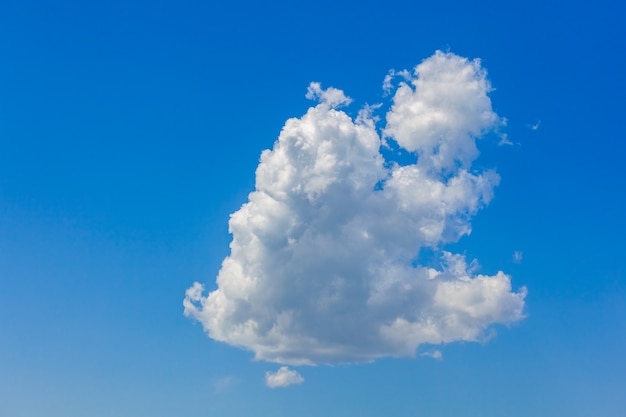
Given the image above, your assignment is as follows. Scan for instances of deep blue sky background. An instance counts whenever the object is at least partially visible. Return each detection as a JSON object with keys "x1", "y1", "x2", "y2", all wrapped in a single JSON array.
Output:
[{"x1": 1, "y1": 0, "x2": 625, "y2": 416}]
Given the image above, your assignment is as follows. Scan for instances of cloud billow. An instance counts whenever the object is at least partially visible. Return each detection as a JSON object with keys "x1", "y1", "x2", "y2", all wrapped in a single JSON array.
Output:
[{"x1": 184, "y1": 51, "x2": 526, "y2": 366}]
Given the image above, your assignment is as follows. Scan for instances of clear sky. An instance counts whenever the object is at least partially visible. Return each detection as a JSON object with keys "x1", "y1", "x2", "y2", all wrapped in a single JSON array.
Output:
[{"x1": 1, "y1": 0, "x2": 625, "y2": 416}]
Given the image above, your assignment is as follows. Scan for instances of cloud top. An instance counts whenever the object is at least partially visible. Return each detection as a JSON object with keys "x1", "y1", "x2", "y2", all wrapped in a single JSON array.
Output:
[
  {"x1": 265, "y1": 367, "x2": 304, "y2": 388},
  {"x1": 384, "y1": 51, "x2": 502, "y2": 171},
  {"x1": 184, "y1": 51, "x2": 526, "y2": 366}
]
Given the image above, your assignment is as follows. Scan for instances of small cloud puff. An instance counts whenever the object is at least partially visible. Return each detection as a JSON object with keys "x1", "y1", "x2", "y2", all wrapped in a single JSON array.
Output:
[
  {"x1": 265, "y1": 367, "x2": 304, "y2": 388},
  {"x1": 306, "y1": 82, "x2": 352, "y2": 108},
  {"x1": 498, "y1": 133, "x2": 513, "y2": 146},
  {"x1": 382, "y1": 69, "x2": 411, "y2": 96},
  {"x1": 513, "y1": 251, "x2": 523, "y2": 264},
  {"x1": 184, "y1": 51, "x2": 526, "y2": 366},
  {"x1": 421, "y1": 350, "x2": 443, "y2": 360}
]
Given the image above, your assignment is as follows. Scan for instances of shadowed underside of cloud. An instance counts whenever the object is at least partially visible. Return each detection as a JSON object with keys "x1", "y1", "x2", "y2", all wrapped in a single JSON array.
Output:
[{"x1": 184, "y1": 51, "x2": 526, "y2": 366}]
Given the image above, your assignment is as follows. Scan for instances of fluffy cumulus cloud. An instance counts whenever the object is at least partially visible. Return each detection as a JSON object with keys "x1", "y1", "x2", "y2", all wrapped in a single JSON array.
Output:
[
  {"x1": 184, "y1": 51, "x2": 526, "y2": 366},
  {"x1": 265, "y1": 367, "x2": 304, "y2": 388}
]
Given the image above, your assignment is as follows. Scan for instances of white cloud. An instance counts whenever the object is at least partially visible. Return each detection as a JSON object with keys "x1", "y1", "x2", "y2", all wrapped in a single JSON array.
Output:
[
  {"x1": 498, "y1": 133, "x2": 513, "y2": 146},
  {"x1": 382, "y1": 69, "x2": 411, "y2": 95},
  {"x1": 184, "y1": 51, "x2": 526, "y2": 366},
  {"x1": 383, "y1": 51, "x2": 503, "y2": 171},
  {"x1": 421, "y1": 350, "x2": 443, "y2": 360},
  {"x1": 530, "y1": 120, "x2": 541, "y2": 130},
  {"x1": 513, "y1": 251, "x2": 523, "y2": 263},
  {"x1": 305, "y1": 82, "x2": 352, "y2": 108},
  {"x1": 265, "y1": 367, "x2": 304, "y2": 388}
]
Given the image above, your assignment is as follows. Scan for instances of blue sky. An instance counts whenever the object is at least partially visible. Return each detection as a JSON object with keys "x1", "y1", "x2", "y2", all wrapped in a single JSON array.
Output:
[{"x1": 1, "y1": 0, "x2": 625, "y2": 416}]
